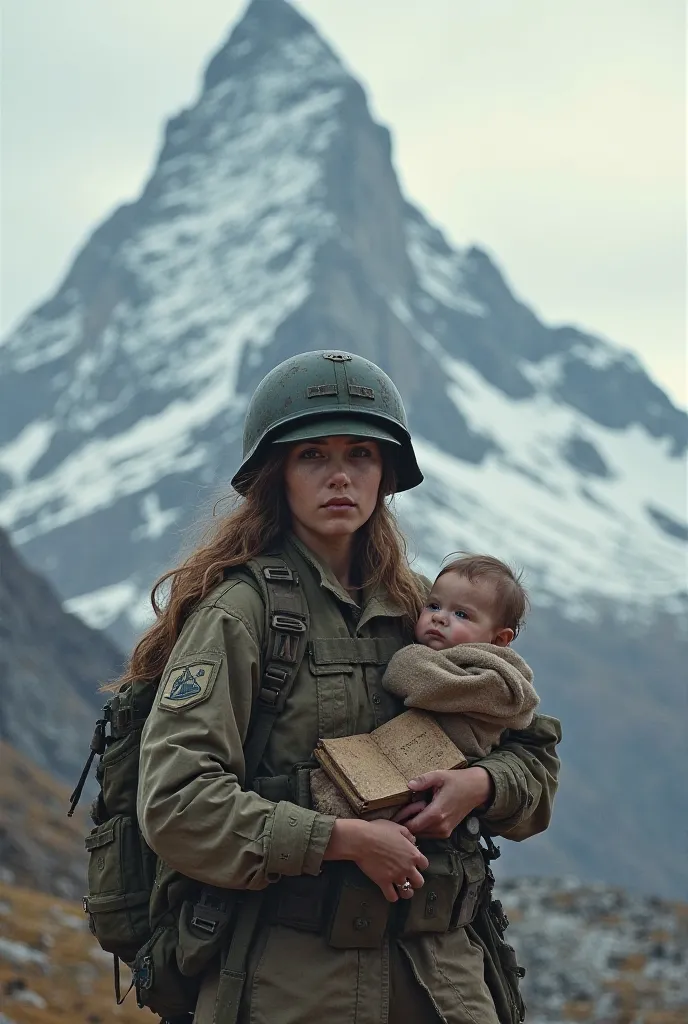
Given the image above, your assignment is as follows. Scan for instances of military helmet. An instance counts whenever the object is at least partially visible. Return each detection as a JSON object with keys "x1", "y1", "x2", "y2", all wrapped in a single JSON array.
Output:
[{"x1": 231, "y1": 350, "x2": 423, "y2": 494}]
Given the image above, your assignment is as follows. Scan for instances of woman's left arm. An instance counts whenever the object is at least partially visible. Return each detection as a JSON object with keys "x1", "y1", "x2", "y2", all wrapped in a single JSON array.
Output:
[
  {"x1": 473, "y1": 712, "x2": 562, "y2": 840},
  {"x1": 396, "y1": 713, "x2": 561, "y2": 840}
]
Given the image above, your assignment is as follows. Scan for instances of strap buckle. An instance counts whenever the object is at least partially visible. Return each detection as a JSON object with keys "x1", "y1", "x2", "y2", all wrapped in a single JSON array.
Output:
[
  {"x1": 263, "y1": 566, "x2": 296, "y2": 582},
  {"x1": 191, "y1": 913, "x2": 220, "y2": 935},
  {"x1": 271, "y1": 613, "x2": 307, "y2": 634},
  {"x1": 191, "y1": 888, "x2": 232, "y2": 935},
  {"x1": 258, "y1": 666, "x2": 290, "y2": 707}
]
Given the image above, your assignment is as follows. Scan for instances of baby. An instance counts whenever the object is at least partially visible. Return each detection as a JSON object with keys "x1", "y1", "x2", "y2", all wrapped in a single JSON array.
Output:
[
  {"x1": 382, "y1": 553, "x2": 539, "y2": 759},
  {"x1": 310, "y1": 554, "x2": 539, "y2": 818}
]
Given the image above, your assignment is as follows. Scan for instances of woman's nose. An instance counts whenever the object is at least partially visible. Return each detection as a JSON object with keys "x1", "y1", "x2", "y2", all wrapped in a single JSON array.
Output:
[{"x1": 328, "y1": 465, "x2": 351, "y2": 486}]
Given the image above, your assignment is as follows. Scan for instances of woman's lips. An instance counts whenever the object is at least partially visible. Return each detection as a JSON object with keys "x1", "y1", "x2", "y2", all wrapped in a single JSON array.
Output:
[{"x1": 323, "y1": 498, "x2": 356, "y2": 508}]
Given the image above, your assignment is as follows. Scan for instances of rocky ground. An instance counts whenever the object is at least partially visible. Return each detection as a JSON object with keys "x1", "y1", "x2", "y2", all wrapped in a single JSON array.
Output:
[
  {"x1": 0, "y1": 873, "x2": 685, "y2": 1023},
  {"x1": 500, "y1": 876, "x2": 688, "y2": 1023},
  {"x1": 0, "y1": 881, "x2": 141, "y2": 1024}
]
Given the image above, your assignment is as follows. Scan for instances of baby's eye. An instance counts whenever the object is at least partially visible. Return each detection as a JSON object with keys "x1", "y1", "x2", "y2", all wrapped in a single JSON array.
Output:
[
  {"x1": 454, "y1": 610, "x2": 468, "y2": 620},
  {"x1": 426, "y1": 601, "x2": 440, "y2": 611}
]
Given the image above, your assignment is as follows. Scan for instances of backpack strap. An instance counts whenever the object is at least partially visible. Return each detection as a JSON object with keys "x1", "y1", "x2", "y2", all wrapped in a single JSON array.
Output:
[
  {"x1": 232, "y1": 554, "x2": 310, "y2": 789},
  {"x1": 209, "y1": 555, "x2": 309, "y2": 1024}
]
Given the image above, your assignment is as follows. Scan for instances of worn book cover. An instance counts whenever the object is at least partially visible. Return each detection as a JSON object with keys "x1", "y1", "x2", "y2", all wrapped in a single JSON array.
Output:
[{"x1": 314, "y1": 709, "x2": 467, "y2": 814}]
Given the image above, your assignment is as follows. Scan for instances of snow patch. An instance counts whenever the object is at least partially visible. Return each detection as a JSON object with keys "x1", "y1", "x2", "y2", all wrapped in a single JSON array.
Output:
[
  {"x1": 65, "y1": 578, "x2": 151, "y2": 633},
  {"x1": 0, "y1": 421, "x2": 55, "y2": 485},
  {"x1": 405, "y1": 218, "x2": 486, "y2": 317},
  {"x1": 132, "y1": 493, "x2": 181, "y2": 541}
]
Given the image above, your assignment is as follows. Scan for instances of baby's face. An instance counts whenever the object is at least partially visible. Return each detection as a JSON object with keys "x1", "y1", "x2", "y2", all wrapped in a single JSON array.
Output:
[{"x1": 415, "y1": 572, "x2": 512, "y2": 650}]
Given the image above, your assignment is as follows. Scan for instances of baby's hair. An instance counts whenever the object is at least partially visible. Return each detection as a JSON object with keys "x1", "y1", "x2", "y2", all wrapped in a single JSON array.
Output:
[{"x1": 436, "y1": 553, "x2": 529, "y2": 638}]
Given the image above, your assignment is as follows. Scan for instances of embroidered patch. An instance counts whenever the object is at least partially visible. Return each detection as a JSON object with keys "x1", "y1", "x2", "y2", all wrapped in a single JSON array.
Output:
[{"x1": 158, "y1": 658, "x2": 220, "y2": 712}]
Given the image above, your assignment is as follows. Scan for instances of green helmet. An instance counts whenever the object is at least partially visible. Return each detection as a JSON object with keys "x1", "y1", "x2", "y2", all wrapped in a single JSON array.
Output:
[{"x1": 231, "y1": 350, "x2": 423, "y2": 494}]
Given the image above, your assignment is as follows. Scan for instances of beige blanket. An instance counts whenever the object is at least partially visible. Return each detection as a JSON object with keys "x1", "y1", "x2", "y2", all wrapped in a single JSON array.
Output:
[{"x1": 382, "y1": 642, "x2": 539, "y2": 759}]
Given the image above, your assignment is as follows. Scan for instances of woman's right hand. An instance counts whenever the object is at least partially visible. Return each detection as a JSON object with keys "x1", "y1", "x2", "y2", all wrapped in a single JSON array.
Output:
[{"x1": 323, "y1": 818, "x2": 429, "y2": 902}]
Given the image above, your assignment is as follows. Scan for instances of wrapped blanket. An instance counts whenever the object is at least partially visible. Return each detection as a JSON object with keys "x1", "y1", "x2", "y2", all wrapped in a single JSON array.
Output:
[{"x1": 382, "y1": 642, "x2": 539, "y2": 759}]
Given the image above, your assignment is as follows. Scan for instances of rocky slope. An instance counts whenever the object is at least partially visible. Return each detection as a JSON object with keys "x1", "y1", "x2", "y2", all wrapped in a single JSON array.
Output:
[
  {"x1": 0, "y1": 0, "x2": 685, "y2": 896},
  {"x1": 0, "y1": 743, "x2": 87, "y2": 901},
  {"x1": 0, "y1": 525, "x2": 123, "y2": 785}
]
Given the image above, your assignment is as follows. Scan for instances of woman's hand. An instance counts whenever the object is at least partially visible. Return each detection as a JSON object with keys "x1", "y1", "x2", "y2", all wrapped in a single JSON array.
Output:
[
  {"x1": 324, "y1": 818, "x2": 429, "y2": 902},
  {"x1": 393, "y1": 766, "x2": 493, "y2": 839}
]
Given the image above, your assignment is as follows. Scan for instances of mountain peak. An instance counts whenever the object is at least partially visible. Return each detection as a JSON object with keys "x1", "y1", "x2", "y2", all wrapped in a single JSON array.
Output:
[{"x1": 203, "y1": 0, "x2": 340, "y2": 93}]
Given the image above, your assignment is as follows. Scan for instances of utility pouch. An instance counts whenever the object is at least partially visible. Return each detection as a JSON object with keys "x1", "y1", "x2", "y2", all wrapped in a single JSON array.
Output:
[
  {"x1": 269, "y1": 873, "x2": 330, "y2": 933},
  {"x1": 450, "y1": 818, "x2": 487, "y2": 929},
  {"x1": 84, "y1": 815, "x2": 156, "y2": 963},
  {"x1": 177, "y1": 887, "x2": 239, "y2": 977},
  {"x1": 397, "y1": 844, "x2": 463, "y2": 937},
  {"x1": 132, "y1": 922, "x2": 199, "y2": 1019},
  {"x1": 327, "y1": 865, "x2": 389, "y2": 949}
]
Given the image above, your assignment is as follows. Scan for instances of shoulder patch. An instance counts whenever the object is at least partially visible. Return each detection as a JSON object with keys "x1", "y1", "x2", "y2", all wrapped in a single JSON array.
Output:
[{"x1": 158, "y1": 654, "x2": 222, "y2": 713}]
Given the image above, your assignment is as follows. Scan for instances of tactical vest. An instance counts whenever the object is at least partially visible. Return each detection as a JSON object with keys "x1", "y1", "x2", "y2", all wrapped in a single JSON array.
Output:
[{"x1": 70, "y1": 553, "x2": 525, "y2": 1024}]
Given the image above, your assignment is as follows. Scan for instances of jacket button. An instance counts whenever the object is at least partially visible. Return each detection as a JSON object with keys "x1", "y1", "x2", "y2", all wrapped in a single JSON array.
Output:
[
  {"x1": 353, "y1": 917, "x2": 370, "y2": 930},
  {"x1": 372, "y1": 694, "x2": 381, "y2": 705}
]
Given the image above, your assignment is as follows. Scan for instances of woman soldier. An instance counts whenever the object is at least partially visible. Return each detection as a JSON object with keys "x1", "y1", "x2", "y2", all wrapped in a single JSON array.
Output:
[{"x1": 135, "y1": 351, "x2": 560, "y2": 1024}]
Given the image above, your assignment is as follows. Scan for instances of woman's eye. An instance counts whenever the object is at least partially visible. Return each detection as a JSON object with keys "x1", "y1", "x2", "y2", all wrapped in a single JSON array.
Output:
[
  {"x1": 350, "y1": 446, "x2": 372, "y2": 457},
  {"x1": 299, "y1": 448, "x2": 323, "y2": 459}
]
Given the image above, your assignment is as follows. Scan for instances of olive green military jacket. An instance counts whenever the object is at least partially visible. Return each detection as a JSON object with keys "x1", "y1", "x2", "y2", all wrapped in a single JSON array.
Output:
[{"x1": 137, "y1": 535, "x2": 561, "y2": 1023}]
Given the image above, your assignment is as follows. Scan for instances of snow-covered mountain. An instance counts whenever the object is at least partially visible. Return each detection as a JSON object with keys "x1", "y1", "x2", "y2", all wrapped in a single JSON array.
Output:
[
  {"x1": 0, "y1": 0, "x2": 685, "y2": 641},
  {"x1": 0, "y1": 0, "x2": 686, "y2": 894}
]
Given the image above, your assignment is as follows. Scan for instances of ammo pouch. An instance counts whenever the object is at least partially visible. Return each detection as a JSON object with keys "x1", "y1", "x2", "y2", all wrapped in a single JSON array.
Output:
[
  {"x1": 397, "y1": 821, "x2": 486, "y2": 939},
  {"x1": 327, "y1": 864, "x2": 389, "y2": 949},
  {"x1": 397, "y1": 843, "x2": 463, "y2": 937},
  {"x1": 266, "y1": 864, "x2": 389, "y2": 949}
]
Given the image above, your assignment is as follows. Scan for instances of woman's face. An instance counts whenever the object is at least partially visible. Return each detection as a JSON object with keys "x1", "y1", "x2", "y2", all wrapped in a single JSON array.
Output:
[{"x1": 283, "y1": 435, "x2": 384, "y2": 544}]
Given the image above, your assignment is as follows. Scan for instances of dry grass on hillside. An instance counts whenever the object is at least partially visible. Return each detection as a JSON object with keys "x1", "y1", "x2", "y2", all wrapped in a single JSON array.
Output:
[
  {"x1": 0, "y1": 742, "x2": 88, "y2": 899},
  {"x1": 0, "y1": 881, "x2": 144, "y2": 1024}
]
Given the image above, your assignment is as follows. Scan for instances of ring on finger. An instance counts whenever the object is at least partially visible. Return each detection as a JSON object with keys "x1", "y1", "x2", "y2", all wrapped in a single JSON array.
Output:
[{"x1": 396, "y1": 879, "x2": 413, "y2": 893}]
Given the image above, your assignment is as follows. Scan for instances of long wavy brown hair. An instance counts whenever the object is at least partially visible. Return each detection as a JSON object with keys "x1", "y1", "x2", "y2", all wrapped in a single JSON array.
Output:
[{"x1": 109, "y1": 447, "x2": 426, "y2": 690}]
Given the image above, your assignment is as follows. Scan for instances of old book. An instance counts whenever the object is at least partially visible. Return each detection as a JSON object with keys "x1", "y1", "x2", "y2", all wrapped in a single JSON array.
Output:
[{"x1": 314, "y1": 709, "x2": 467, "y2": 815}]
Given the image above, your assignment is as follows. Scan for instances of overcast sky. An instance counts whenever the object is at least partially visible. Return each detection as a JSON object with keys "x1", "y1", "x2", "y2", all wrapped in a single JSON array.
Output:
[{"x1": 2, "y1": 0, "x2": 686, "y2": 405}]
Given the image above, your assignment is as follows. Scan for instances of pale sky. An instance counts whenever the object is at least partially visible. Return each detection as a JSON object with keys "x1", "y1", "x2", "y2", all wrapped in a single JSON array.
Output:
[{"x1": 2, "y1": 0, "x2": 686, "y2": 405}]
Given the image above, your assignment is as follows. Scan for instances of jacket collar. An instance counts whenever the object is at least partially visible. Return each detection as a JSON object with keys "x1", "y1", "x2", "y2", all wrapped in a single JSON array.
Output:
[{"x1": 284, "y1": 533, "x2": 406, "y2": 625}]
